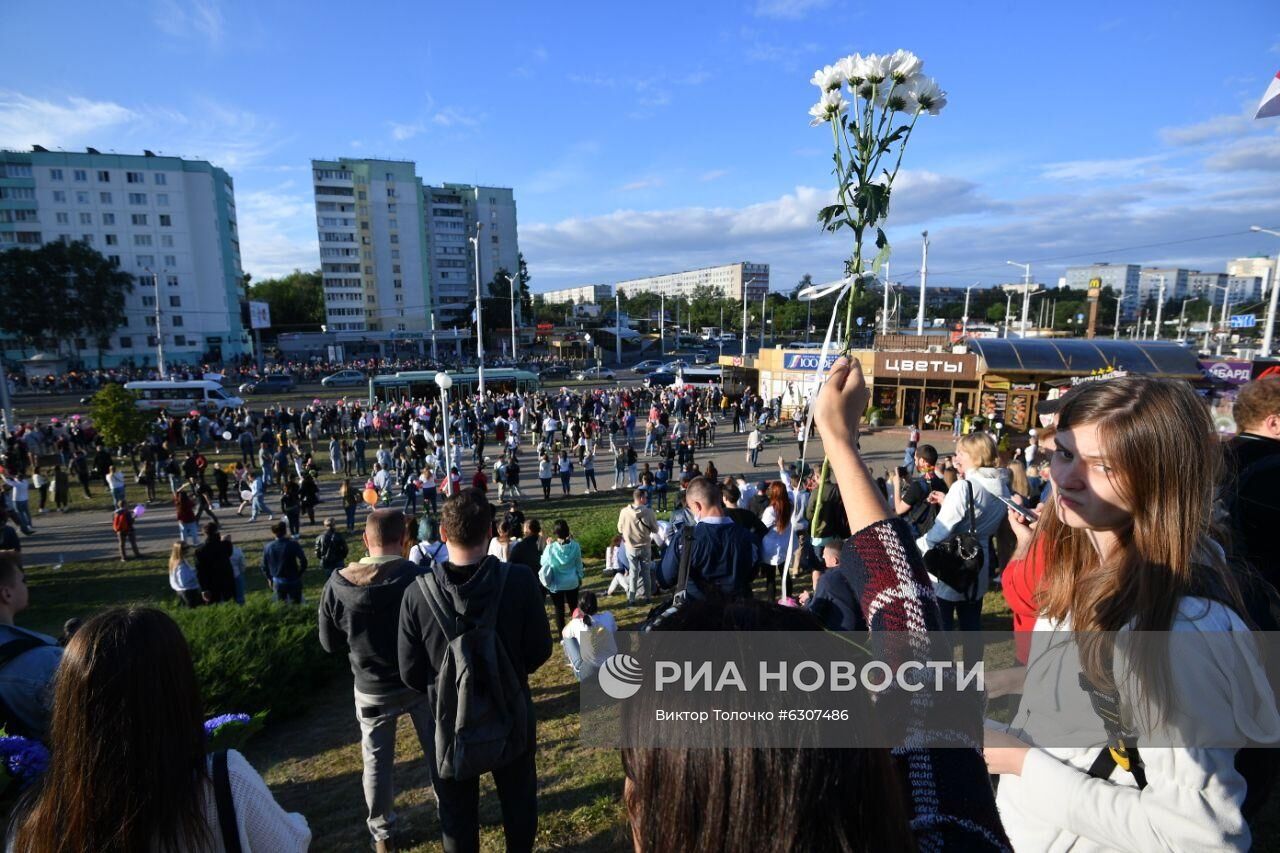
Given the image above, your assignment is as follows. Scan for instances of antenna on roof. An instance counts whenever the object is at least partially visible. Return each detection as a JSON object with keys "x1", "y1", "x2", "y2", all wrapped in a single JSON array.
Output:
[
  {"x1": 86, "y1": 147, "x2": 100, "y2": 154},
  {"x1": 31, "y1": 145, "x2": 47, "y2": 153}
]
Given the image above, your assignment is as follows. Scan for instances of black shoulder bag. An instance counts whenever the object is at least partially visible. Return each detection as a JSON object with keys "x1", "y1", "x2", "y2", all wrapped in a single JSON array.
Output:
[
  {"x1": 923, "y1": 481, "x2": 983, "y2": 600},
  {"x1": 212, "y1": 749, "x2": 244, "y2": 853}
]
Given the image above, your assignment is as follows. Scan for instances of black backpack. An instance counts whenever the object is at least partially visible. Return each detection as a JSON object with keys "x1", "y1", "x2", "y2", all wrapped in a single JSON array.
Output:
[{"x1": 417, "y1": 564, "x2": 528, "y2": 780}]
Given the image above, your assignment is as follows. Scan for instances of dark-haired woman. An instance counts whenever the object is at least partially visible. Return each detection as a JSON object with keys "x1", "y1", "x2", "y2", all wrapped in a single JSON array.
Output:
[
  {"x1": 539, "y1": 519, "x2": 584, "y2": 633},
  {"x1": 561, "y1": 590, "x2": 617, "y2": 680},
  {"x1": 9, "y1": 607, "x2": 310, "y2": 851}
]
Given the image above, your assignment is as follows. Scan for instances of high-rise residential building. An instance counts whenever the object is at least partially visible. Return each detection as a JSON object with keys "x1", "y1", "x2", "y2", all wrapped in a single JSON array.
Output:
[
  {"x1": 1189, "y1": 272, "x2": 1264, "y2": 305},
  {"x1": 614, "y1": 262, "x2": 770, "y2": 301},
  {"x1": 0, "y1": 146, "x2": 250, "y2": 366},
  {"x1": 311, "y1": 158, "x2": 520, "y2": 333},
  {"x1": 1228, "y1": 255, "x2": 1277, "y2": 298},
  {"x1": 1138, "y1": 267, "x2": 1192, "y2": 302},
  {"x1": 538, "y1": 284, "x2": 612, "y2": 305},
  {"x1": 1064, "y1": 264, "x2": 1142, "y2": 321},
  {"x1": 425, "y1": 183, "x2": 520, "y2": 325}
]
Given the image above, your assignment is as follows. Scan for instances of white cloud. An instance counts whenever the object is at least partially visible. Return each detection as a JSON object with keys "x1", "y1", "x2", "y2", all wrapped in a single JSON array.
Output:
[
  {"x1": 700, "y1": 169, "x2": 729, "y2": 182},
  {"x1": 1159, "y1": 113, "x2": 1254, "y2": 145},
  {"x1": 753, "y1": 0, "x2": 831, "y2": 19},
  {"x1": 390, "y1": 120, "x2": 425, "y2": 141},
  {"x1": 236, "y1": 183, "x2": 319, "y2": 281},
  {"x1": 1205, "y1": 135, "x2": 1280, "y2": 172},
  {"x1": 153, "y1": 0, "x2": 226, "y2": 46},
  {"x1": 388, "y1": 95, "x2": 483, "y2": 140},
  {"x1": 432, "y1": 107, "x2": 482, "y2": 128},
  {"x1": 620, "y1": 177, "x2": 664, "y2": 192},
  {"x1": 0, "y1": 92, "x2": 136, "y2": 150},
  {"x1": 1040, "y1": 155, "x2": 1166, "y2": 182}
]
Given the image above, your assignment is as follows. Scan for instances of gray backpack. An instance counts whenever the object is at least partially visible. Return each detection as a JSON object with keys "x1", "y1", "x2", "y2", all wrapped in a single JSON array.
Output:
[{"x1": 417, "y1": 564, "x2": 528, "y2": 780}]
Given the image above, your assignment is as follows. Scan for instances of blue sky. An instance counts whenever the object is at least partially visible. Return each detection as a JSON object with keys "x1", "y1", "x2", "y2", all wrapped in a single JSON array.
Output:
[{"x1": 4, "y1": 0, "x2": 1280, "y2": 297}]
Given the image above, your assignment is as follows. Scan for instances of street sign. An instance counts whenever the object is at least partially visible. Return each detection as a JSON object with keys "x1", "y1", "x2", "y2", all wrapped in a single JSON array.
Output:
[{"x1": 1229, "y1": 314, "x2": 1257, "y2": 329}]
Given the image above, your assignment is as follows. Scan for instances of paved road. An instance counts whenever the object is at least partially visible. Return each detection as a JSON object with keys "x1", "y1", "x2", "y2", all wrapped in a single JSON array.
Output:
[{"x1": 12, "y1": 419, "x2": 936, "y2": 568}]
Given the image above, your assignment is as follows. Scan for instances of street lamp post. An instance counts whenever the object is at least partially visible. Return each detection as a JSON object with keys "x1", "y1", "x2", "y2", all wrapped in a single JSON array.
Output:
[
  {"x1": 1006, "y1": 261, "x2": 1032, "y2": 336},
  {"x1": 1178, "y1": 297, "x2": 1197, "y2": 342},
  {"x1": 961, "y1": 282, "x2": 977, "y2": 337},
  {"x1": 1217, "y1": 280, "x2": 1233, "y2": 356},
  {"x1": 470, "y1": 223, "x2": 485, "y2": 396},
  {"x1": 1250, "y1": 226, "x2": 1280, "y2": 357},
  {"x1": 759, "y1": 287, "x2": 768, "y2": 350},
  {"x1": 916, "y1": 232, "x2": 929, "y2": 335},
  {"x1": 144, "y1": 267, "x2": 167, "y2": 378},
  {"x1": 741, "y1": 276, "x2": 757, "y2": 357},
  {"x1": 1152, "y1": 276, "x2": 1166, "y2": 341},
  {"x1": 508, "y1": 271, "x2": 518, "y2": 363},
  {"x1": 660, "y1": 293, "x2": 665, "y2": 356},
  {"x1": 1003, "y1": 290, "x2": 1014, "y2": 338},
  {"x1": 615, "y1": 291, "x2": 622, "y2": 365},
  {"x1": 1113, "y1": 293, "x2": 1124, "y2": 340},
  {"x1": 435, "y1": 371, "x2": 453, "y2": 477}
]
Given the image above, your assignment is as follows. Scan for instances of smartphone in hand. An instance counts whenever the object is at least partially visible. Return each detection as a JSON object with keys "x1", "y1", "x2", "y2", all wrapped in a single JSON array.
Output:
[{"x1": 995, "y1": 494, "x2": 1038, "y2": 521}]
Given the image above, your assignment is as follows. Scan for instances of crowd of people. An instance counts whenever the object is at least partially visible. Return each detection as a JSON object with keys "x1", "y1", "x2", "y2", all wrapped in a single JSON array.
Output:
[{"x1": 0, "y1": 356, "x2": 1278, "y2": 851}]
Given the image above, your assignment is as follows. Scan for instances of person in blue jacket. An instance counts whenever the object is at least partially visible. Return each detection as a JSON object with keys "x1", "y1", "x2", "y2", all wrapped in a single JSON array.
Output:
[{"x1": 657, "y1": 477, "x2": 757, "y2": 600}]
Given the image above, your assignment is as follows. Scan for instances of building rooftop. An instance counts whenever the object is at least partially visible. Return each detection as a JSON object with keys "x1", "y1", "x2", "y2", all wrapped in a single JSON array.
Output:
[{"x1": 965, "y1": 338, "x2": 1202, "y2": 379}]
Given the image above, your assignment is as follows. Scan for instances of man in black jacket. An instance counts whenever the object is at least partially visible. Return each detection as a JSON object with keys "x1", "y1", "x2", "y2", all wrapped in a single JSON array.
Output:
[
  {"x1": 318, "y1": 509, "x2": 425, "y2": 853},
  {"x1": 314, "y1": 518, "x2": 349, "y2": 576},
  {"x1": 398, "y1": 488, "x2": 551, "y2": 853},
  {"x1": 1222, "y1": 377, "x2": 1280, "y2": 591},
  {"x1": 193, "y1": 523, "x2": 236, "y2": 604}
]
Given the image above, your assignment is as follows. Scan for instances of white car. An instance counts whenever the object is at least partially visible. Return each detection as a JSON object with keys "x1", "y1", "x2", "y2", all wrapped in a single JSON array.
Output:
[
  {"x1": 574, "y1": 366, "x2": 616, "y2": 381},
  {"x1": 321, "y1": 369, "x2": 367, "y2": 387},
  {"x1": 661, "y1": 360, "x2": 690, "y2": 373}
]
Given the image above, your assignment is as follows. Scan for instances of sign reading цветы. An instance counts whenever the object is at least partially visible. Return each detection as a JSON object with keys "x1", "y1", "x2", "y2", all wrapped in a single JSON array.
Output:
[{"x1": 873, "y1": 351, "x2": 979, "y2": 381}]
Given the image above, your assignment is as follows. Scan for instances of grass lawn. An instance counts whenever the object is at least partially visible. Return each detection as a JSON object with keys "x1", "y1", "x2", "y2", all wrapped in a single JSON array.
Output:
[{"x1": 17, "y1": 506, "x2": 1280, "y2": 851}]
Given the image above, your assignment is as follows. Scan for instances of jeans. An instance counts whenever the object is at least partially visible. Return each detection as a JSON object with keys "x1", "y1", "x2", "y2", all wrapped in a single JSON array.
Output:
[
  {"x1": 344, "y1": 504, "x2": 356, "y2": 531},
  {"x1": 354, "y1": 687, "x2": 434, "y2": 843},
  {"x1": 549, "y1": 587, "x2": 579, "y2": 633},
  {"x1": 749, "y1": 446, "x2": 760, "y2": 467},
  {"x1": 540, "y1": 478, "x2": 552, "y2": 500},
  {"x1": 623, "y1": 545, "x2": 650, "y2": 603},
  {"x1": 559, "y1": 473, "x2": 571, "y2": 496},
  {"x1": 430, "y1": 742, "x2": 538, "y2": 853},
  {"x1": 13, "y1": 501, "x2": 31, "y2": 531},
  {"x1": 110, "y1": 487, "x2": 125, "y2": 506},
  {"x1": 272, "y1": 578, "x2": 303, "y2": 603},
  {"x1": 250, "y1": 494, "x2": 271, "y2": 521},
  {"x1": 584, "y1": 469, "x2": 597, "y2": 491},
  {"x1": 233, "y1": 573, "x2": 245, "y2": 605},
  {"x1": 179, "y1": 521, "x2": 200, "y2": 544},
  {"x1": 937, "y1": 597, "x2": 984, "y2": 663}
]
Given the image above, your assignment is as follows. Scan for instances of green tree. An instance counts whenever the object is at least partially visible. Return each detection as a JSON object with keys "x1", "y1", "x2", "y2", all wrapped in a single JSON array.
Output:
[
  {"x1": 248, "y1": 270, "x2": 324, "y2": 332},
  {"x1": 986, "y1": 303, "x2": 1006, "y2": 323},
  {"x1": 0, "y1": 241, "x2": 133, "y2": 361},
  {"x1": 89, "y1": 384, "x2": 150, "y2": 448}
]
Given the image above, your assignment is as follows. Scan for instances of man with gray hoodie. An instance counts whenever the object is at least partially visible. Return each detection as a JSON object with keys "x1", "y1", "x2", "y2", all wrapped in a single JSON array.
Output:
[{"x1": 318, "y1": 508, "x2": 426, "y2": 853}]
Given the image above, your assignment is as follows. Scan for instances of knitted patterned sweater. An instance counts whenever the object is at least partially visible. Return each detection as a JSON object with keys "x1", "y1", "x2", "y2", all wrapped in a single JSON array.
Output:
[{"x1": 840, "y1": 517, "x2": 1012, "y2": 852}]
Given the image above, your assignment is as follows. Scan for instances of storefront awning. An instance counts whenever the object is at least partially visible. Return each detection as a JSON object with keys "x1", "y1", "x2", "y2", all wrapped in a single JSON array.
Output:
[{"x1": 965, "y1": 339, "x2": 1203, "y2": 380}]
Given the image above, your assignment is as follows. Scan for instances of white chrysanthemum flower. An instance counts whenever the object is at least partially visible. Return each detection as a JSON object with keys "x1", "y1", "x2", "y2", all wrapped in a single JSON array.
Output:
[
  {"x1": 810, "y1": 64, "x2": 845, "y2": 92},
  {"x1": 910, "y1": 77, "x2": 947, "y2": 115},
  {"x1": 887, "y1": 49, "x2": 923, "y2": 83},
  {"x1": 884, "y1": 88, "x2": 917, "y2": 115},
  {"x1": 808, "y1": 88, "x2": 850, "y2": 126},
  {"x1": 836, "y1": 54, "x2": 862, "y2": 84}
]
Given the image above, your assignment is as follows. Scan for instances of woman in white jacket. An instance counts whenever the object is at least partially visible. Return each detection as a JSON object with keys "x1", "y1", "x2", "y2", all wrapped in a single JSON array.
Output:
[
  {"x1": 916, "y1": 431, "x2": 1009, "y2": 637},
  {"x1": 985, "y1": 376, "x2": 1280, "y2": 851}
]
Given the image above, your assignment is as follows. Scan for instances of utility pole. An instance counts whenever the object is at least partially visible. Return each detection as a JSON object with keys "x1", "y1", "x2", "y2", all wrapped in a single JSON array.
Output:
[
  {"x1": 916, "y1": 232, "x2": 928, "y2": 335},
  {"x1": 146, "y1": 268, "x2": 167, "y2": 378},
  {"x1": 471, "y1": 222, "x2": 485, "y2": 396},
  {"x1": 1249, "y1": 226, "x2": 1280, "y2": 357},
  {"x1": 759, "y1": 287, "x2": 768, "y2": 350},
  {"x1": 615, "y1": 290, "x2": 622, "y2": 365},
  {"x1": 1178, "y1": 297, "x2": 1195, "y2": 342},
  {"x1": 962, "y1": 283, "x2": 976, "y2": 337},
  {"x1": 660, "y1": 293, "x2": 665, "y2": 356},
  {"x1": 1113, "y1": 291, "x2": 1124, "y2": 340},
  {"x1": 1217, "y1": 281, "x2": 1232, "y2": 356},
  {"x1": 1006, "y1": 261, "x2": 1032, "y2": 337},
  {"x1": 1003, "y1": 290, "x2": 1014, "y2": 338},
  {"x1": 881, "y1": 262, "x2": 891, "y2": 336},
  {"x1": 1152, "y1": 276, "x2": 1165, "y2": 341}
]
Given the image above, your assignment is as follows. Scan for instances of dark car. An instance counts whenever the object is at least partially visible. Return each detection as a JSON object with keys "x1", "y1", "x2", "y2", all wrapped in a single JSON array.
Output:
[
  {"x1": 238, "y1": 374, "x2": 297, "y2": 395},
  {"x1": 646, "y1": 371, "x2": 677, "y2": 388},
  {"x1": 538, "y1": 365, "x2": 572, "y2": 380}
]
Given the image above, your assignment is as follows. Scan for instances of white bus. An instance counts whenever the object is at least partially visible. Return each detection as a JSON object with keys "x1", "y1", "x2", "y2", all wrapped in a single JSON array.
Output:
[
  {"x1": 676, "y1": 365, "x2": 723, "y2": 387},
  {"x1": 124, "y1": 380, "x2": 244, "y2": 412}
]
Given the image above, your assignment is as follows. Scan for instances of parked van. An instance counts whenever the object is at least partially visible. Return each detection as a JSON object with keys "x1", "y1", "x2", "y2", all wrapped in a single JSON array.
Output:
[{"x1": 124, "y1": 380, "x2": 244, "y2": 412}]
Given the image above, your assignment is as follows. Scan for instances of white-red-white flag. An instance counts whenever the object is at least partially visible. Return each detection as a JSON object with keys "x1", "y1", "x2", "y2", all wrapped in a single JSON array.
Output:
[{"x1": 1256, "y1": 70, "x2": 1280, "y2": 119}]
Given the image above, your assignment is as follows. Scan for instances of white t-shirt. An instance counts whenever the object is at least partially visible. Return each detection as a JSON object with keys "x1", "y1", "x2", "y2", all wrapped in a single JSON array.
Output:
[{"x1": 562, "y1": 612, "x2": 619, "y2": 677}]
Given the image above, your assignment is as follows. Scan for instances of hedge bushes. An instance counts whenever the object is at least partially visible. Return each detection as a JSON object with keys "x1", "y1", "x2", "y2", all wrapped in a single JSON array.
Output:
[{"x1": 169, "y1": 598, "x2": 342, "y2": 720}]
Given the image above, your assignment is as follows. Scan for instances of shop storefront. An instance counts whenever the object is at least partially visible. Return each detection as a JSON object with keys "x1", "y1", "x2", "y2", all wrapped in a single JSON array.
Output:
[
  {"x1": 722, "y1": 349, "x2": 875, "y2": 414},
  {"x1": 871, "y1": 351, "x2": 980, "y2": 427}
]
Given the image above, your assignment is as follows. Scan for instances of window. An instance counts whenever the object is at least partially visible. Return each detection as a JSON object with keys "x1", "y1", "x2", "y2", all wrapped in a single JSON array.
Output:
[
  {"x1": 388, "y1": 218, "x2": 398, "y2": 229},
  {"x1": 128, "y1": 193, "x2": 147, "y2": 205},
  {"x1": 81, "y1": 234, "x2": 92, "y2": 244},
  {"x1": 102, "y1": 212, "x2": 115, "y2": 225},
  {"x1": 104, "y1": 234, "x2": 118, "y2": 246},
  {"x1": 171, "y1": 315, "x2": 183, "y2": 327},
  {"x1": 390, "y1": 234, "x2": 399, "y2": 244},
  {"x1": 76, "y1": 191, "x2": 89, "y2": 204},
  {"x1": 48, "y1": 169, "x2": 63, "y2": 181},
  {"x1": 357, "y1": 191, "x2": 367, "y2": 201},
  {"x1": 394, "y1": 278, "x2": 403, "y2": 288},
  {"x1": 55, "y1": 212, "x2": 69, "y2": 225},
  {"x1": 142, "y1": 295, "x2": 155, "y2": 307},
  {"x1": 169, "y1": 295, "x2": 181, "y2": 307},
  {"x1": 392, "y1": 264, "x2": 401, "y2": 274},
  {"x1": 97, "y1": 171, "x2": 110, "y2": 182},
  {"x1": 79, "y1": 212, "x2": 92, "y2": 225},
  {"x1": 163, "y1": 254, "x2": 176, "y2": 267},
  {"x1": 108, "y1": 254, "x2": 120, "y2": 264},
  {"x1": 157, "y1": 193, "x2": 168, "y2": 207},
  {"x1": 159, "y1": 214, "x2": 171, "y2": 227},
  {"x1": 2, "y1": 187, "x2": 35, "y2": 201},
  {"x1": 137, "y1": 254, "x2": 156, "y2": 267},
  {"x1": 391, "y1": 249, "x2": 400, "y2": 259},
  {"x1": 147, "y1": 335, "x2": 157, "y2": 346},
  {"x1": 166, "y1": 275, "x2": 178, "y2": 287},
  {"x1": 160, "y1": 235, "x2": 174, "y2": 247},
  {"x1": 119, "y1": 336, "x2": 132, "y2": 348},
  {"x1": 154, "y1": 173, "x2": 167, "y2": 185},
  {"x1": 387, "y1": 203, "x2": 396, "y2": 212},
  {"x1": 395, "y1": 294, "x2": 403, "y2": 303},
  {"x1": 174, "y1": 334, "x2": 186, "y2": 346},
  {"x1": 0, "y1": 164, "x2": 31, "y2": 178},
  {"x1": 126, "y1": 171, "x2": 144, "y2": 183},
  {"x1": 131, "y1": 214, "x2": 148, "y2": 226},
  {"x1": 73, "y1": 169, "x2": 86, "y2": 182}
]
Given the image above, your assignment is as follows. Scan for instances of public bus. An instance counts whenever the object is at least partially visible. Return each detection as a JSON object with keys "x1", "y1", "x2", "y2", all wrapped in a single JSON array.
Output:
[
  {"x1": 367, "y1": 368, "x2": 541, "y2": 405},
  {"x1": 676, "y1": 365, "x2": 723, "y2": 387}
]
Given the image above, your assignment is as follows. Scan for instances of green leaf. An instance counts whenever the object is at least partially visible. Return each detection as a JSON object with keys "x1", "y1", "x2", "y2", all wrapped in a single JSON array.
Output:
[{"x1": 875, "y1": 228, "x2": 888, "y2": 250}]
